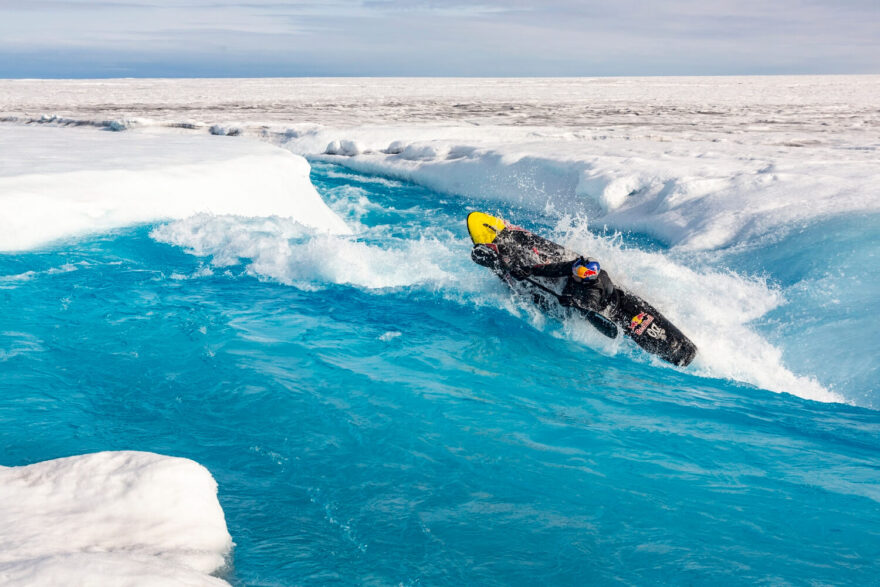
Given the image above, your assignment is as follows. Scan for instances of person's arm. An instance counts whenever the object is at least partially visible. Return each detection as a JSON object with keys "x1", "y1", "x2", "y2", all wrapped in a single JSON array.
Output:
[
  {"x1": 509, "y1": 259, "x2": 568, "y2": 279},
  {"x1": 527, "y1": 260, "x2": 575, "y2": 277},
  {"x1": 528, "y1": 256, "x2": 596, "y2": 278},
  {"x1": 574, "y1": 285, "x2": 604, "y2": 311}
]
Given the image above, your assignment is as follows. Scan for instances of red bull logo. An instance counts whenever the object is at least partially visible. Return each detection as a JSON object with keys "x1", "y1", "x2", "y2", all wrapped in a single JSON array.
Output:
[
  {"x1": 574, "y1": 265, "x2": 599, "y2": 280},
  {"x1": 628, "y1": 312, "x2": 654, "y2": 335}
]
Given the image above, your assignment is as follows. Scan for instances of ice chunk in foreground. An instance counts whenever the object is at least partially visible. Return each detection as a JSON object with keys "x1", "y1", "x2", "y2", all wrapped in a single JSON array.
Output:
[
  {"x1": 0, "y1": 451, "x2": 232, "y2": 586},
  {"x1": 0, "y1": 126, "x2": 350, "y2": 252}
]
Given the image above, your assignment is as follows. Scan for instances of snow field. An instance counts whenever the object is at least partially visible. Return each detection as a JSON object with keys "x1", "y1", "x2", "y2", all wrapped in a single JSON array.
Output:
[{"x1": 3, "y1": 77, "x2": 877, "y2": 258}]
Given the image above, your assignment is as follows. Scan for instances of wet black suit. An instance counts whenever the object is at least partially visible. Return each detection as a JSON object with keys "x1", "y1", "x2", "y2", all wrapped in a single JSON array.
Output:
[
  {"x1": 469, "y1": 223, "x2": 697, "y2": 365},
  {"x1": 517, "y1": 258, "x2": 617, "y2": 314},
  {"x1": 518, "y1": 255, "x2": 697, "y2": 365}
]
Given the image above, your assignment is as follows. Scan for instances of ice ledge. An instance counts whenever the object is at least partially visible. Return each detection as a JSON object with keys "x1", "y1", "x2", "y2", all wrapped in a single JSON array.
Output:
[{"x1": 0, "y1": 126, "x2": 350, "y2": 252}]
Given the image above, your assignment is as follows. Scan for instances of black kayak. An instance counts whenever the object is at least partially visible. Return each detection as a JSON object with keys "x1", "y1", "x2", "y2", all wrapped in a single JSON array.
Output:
[{"x1": 467, "y1": 211, "x2": 698, "y2": 367}]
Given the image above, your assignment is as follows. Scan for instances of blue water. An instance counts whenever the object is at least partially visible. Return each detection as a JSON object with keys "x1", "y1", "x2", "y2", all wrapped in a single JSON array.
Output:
[{"x1": 2, "y1": 163, "x2": 880, "y2": 584}]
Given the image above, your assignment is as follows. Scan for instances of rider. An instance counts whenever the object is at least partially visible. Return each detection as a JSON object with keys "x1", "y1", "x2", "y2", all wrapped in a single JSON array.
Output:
[{"x1": 511, "y1": 257, "x2": 616, "y2": 313}]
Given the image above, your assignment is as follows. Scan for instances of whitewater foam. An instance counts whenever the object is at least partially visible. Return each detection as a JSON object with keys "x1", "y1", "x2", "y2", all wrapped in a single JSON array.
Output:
[
  {"x1": 545, "y1": 217, "x2": 841, "y2": 402},
  {"x1": 151, "y1": 214, "x2": 462, "y2": 291},
  {"x1": 150, "y1": 204, "x2": 840, "y2": 404}
]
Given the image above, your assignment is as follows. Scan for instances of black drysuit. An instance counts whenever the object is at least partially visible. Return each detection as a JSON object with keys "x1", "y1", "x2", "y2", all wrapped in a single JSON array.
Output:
[{"x1": 519, "y1": 258, "x2": 617, "y2": 313}]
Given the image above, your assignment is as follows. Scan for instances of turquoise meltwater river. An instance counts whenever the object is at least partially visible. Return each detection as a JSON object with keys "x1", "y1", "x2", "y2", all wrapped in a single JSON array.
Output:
[{"x1": 2, "y1": 162, "x2": 879, "y2": 584}]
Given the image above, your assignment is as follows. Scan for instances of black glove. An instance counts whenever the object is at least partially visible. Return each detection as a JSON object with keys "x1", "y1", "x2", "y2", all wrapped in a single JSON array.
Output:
[
  {"x1": 558, "y1": 294, "x2": 573, "y2": 307},
  {"x1": 471, "y1": 245, "x2": 500, "y2": 269},
  {"x1": 579, "y1": 287, "x2": 603, "y2": 312}
]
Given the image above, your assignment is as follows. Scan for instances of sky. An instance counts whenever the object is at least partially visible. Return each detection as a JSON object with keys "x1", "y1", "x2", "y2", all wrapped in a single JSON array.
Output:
[{"x1": 0, "y1": 0, "x2": 877, "y2": 77}]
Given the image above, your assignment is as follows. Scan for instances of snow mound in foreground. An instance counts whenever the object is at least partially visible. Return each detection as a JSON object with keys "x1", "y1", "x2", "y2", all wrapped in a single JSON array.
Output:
[
  {"x1": 0, "y1": 126, "x2": 350, "y2": 252},
  {"x1": 0, "y1": 451, "x2": 232, "y2": 586}
]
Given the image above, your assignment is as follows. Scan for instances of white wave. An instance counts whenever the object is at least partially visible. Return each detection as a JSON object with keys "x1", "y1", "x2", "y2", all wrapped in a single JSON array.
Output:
[
  {"x1": 151, "y1": 208, "x2": 838, "y2": 402},
  {"x1": 0, "y1": 271, "x2": 37, "y2": 284},
  {"x1": 151, "y1": 214, "x2": 466, "y2": 291},
  {"x1": 547, "y1": 217, "x2": 842, "y2": 403},
  {"x1": 321, "y1": 185, "x2": 381, "y2": 232},
  {"x1": 169, "y1": 265, "x2": 216, "y2": 281},
  {"x1": 0, "y1": 126, "x2": 349, "y2": 252},
  {"x1": 320, "y1": 167, "x2": 405, "y2": 189},
  {"x1": 0, "y1": 451, "x2": 232, "y2": 586}
]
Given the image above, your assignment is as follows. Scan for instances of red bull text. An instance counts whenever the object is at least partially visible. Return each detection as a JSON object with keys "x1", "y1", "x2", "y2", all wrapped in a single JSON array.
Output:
[{"x1": 629, "y1": 312, "x2": 654, "y2": 335}]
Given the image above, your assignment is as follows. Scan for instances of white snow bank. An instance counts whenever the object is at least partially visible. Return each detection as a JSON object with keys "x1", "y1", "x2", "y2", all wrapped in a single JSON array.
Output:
[
  {"x1": 0, "y1": 451, "x2": 232, "y2": 586},
  {"x1": 0, "y1": 126, "x2": 349, "y2": 251},
  {"x1": 324, "y1": 139, "x2": 363, "y2": 157},
  {"x1": 286, "y1": 127, "x2": 879, "y2": 252}
]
